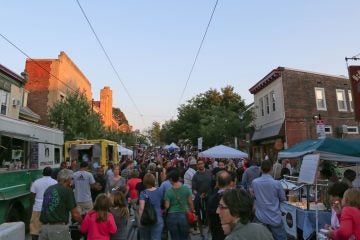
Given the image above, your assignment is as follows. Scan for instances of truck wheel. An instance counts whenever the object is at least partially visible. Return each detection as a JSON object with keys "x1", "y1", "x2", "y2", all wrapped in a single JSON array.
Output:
[{"x1": 7, "y1": 206, "x2": 21, "y2": 222}]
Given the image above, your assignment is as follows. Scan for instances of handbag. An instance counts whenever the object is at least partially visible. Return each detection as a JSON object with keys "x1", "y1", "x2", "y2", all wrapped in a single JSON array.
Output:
[
  {"x1": 172, "y1": 187, "x2": 196, "y2": 225},
  {"x1": 140, "y1": 191, "x2": 157, "y2": 226}
]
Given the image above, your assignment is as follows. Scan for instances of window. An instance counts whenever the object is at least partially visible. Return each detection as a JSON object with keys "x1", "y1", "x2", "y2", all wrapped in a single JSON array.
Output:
[
  {"x1": 0, "y1": 89, "x2": 9, "y2": 115},
  {"x1": 336, "y1": 89, "x2": 347, "y2": 111},
  {"x1": 348, "y1": 90, "x2": 354, "y2": 112},
  {"x1": 347, "y1": 126, "x2": 359, "y2": 134},
  {"x1": 315, "y1": 88, "x2": 327, "y2": 110},
  {"x1": 324, "y1": 125, "x2": 332, "y2": 134},
  {"x1": 54, "y1": 148, "x2": 61, "y2": 164},
  {"x1": 265, "y1": 95, "x2": 270, "y2": 114},
  {"x1": 271, "y1": 91, "x2": 276, "y2": 111},
  {"x1": 260, "y1": 97, "x2": 264, "y2": 116}
]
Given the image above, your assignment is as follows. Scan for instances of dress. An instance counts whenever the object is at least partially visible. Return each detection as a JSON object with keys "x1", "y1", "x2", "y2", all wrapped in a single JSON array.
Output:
[
  {"x1": 80, "y1": 211, "x2": 117, "y2": 240},
  {"x1": 110, "y1": 208, "x2": 128, "y2": 240}
]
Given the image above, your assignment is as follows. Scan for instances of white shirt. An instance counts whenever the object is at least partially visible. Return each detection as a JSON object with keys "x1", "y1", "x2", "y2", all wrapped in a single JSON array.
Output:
[
  {"x1": 184, "y1": 168, "x2": 196, "y2": 190},
  {"x1": 30, "y1": 176, "x2": 57, "y2": 211}
]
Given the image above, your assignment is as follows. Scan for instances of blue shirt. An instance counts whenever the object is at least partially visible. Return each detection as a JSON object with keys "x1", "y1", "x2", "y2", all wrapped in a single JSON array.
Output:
[
  {"x1": 252, "y1": 174, "x2": 285, "y2": 225},
  {"x1": 159, "y1": 180, "x2": 172, "y2": 197},
  {"x1": 140, "y1": 188, "x2": 163, "y2": 223}
]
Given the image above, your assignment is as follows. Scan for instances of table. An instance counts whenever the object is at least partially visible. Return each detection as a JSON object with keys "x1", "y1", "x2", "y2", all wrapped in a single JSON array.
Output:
[{"x1": 281, "y1": 203, "x2": 331, "y2": 239}]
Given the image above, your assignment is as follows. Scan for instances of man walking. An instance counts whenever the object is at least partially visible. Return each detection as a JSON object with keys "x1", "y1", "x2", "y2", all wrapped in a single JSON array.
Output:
[
  {"x1": 183, "y1": 157, "x2": 197, "y2": 191},
  {"x1": 39, "y1": 169, "x2": 82, "y2": 240},
  {"x1": 73, "y1": 161, "x2": 96, "y2": 215},
  {"x1": 207, "y1": 170, "x2": 233, "y2": 240},
  {"x1": 192, "y1": 159, "x2": 212, "y2": 225},
  {"x1": 30, "y1": 167, "x2": 57, "y2": 240},
  {"x1": 252, "y1": 160, "x2": 287, "y2": 240}
]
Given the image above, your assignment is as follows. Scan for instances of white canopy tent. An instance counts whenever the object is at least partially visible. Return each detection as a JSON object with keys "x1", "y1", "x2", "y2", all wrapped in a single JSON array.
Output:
[
  {"x1": 198, "y1": 145, "x2": 248, "y2": 159},
  {"x1": 163, "y1": 142, "x2": 180, "y2": 150},
  {"x1": 117, "y1": 145, "x2": 133, "y2": 156}
]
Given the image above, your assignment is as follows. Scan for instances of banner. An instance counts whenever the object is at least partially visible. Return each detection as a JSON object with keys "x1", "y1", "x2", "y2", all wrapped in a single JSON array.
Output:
[
  {"x1": 348, "y1": 65, "x2": 360, "y2": 121},
  {"x1": 197, "y1": 137, "x2": 203, "y2": 151}
]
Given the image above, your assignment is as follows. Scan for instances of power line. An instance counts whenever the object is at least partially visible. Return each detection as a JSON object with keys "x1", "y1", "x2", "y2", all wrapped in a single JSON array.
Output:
[
  {"x1": 0, "y1": 33, "x2": 77, "y2": 93},
  {"x1": 174, "y1": 0, "x2": 220, "y2": 118},
  {"x1": 75, "y1": 0, "x2": 146, "y2": 128}
]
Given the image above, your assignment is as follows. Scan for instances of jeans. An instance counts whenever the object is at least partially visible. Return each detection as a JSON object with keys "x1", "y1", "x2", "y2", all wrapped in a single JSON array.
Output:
[
  {"x1": 268, "y1": 223, "x2": 287, "y2": 240},
  {"x1": 139, "y1": 221, "x2": 164, "y2": 240},
  {"x1": 166, "y1": 212, "x2": 189, "y2": 240}
]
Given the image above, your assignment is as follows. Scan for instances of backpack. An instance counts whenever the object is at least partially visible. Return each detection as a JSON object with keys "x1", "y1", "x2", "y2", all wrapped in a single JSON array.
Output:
[{"x1": 140, "y1": 191, "x2": 157, "y2": 226}]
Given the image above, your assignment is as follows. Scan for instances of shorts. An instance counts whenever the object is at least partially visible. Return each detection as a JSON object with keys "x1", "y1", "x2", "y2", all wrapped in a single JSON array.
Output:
[
  {"x1": 77, "y1": 201, "x2": 93, "y2": 215},
  {"x1": 30, "y1": 211, "x2": 42, "y2": 235}
]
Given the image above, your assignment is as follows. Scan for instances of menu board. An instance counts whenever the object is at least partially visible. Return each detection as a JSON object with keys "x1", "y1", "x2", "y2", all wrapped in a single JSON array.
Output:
[{"x1": 298, "y1": 154, "x2": 320, "y2": 184}]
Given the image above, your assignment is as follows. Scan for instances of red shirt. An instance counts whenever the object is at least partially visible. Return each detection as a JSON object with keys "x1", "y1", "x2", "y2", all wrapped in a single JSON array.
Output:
[
  {"x1": 127, "y1": 178, "x2": 142, "y2": 200},
  {"x1": 80, "y1": 211, "x2": 117, "y2": 240},
  {"x1": 331, "y1": 206, "x2": 360, "y2": 240}
]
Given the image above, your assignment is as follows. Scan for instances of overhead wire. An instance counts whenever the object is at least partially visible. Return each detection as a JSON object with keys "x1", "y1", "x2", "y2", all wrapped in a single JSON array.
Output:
[
  {"x1": 0, "y1": 33, "x2": 77, "y2": 93},
  {"x1": 75, "y1": 0, "x2": 146, "y2": 129},
  {"x1": 173, "y1": 0, "x2": 219, "y2": 118}
]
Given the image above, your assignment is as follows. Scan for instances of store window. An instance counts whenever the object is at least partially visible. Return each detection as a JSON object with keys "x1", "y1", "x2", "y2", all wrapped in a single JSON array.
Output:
[
  {"x1": 324, "y1": 125, "x2": 332, "y2": 134},
  {"x1": 315, "y1": 88, "x2": 327, "y2": 110},
  {"x1": 336, "y1": 89, "x2": 347, "y2": 112}
]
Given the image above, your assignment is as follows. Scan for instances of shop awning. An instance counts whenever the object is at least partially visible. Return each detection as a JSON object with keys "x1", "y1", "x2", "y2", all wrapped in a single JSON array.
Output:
[{"x1": 252, "y1": 122, "x2": 283, "y2": 141}]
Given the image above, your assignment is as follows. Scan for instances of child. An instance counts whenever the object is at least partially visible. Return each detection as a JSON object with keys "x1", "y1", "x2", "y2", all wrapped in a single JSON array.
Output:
[
  {"x1": 80, "y1": 194, "x2": 117, "y2": 240},
  {"x1": 110, "y1": 191, "x2": 130, "y2": 240},
  {"x1": 327, "y1": 188, "x2": 360, "y2": 239}
]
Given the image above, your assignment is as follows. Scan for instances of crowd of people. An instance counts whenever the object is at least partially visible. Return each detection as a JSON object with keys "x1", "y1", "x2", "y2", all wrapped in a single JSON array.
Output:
[{"x1": 29, "y1": 149, "x2": 360, "y2": 240}]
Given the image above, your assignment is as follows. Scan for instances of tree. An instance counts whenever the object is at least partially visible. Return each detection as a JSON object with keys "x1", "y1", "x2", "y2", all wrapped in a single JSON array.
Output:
[
  {"x1": 113, "y1": 107, "x2": 128, "y2": 125},
  {"x1": 48, "y1": 90, "x2": 105, "y2": 141},
  {"x1": 148, "y1": 121, "x2": 161, "y2": 146},
  {"x1": 160, "y1": 86, "x2": 254, "y2": 148}
]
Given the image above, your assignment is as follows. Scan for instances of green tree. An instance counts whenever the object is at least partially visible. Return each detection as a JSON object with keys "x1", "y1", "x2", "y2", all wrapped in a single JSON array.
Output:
[
  {"x1": 148, "y1": 121, "x2": 161, "y2": 146},
  {"x1": 160, "y1": 86, "x2": 254, "y2": 148},
  {"x1": 48, "y1": 90, "x2": 105, "y2": 141}
]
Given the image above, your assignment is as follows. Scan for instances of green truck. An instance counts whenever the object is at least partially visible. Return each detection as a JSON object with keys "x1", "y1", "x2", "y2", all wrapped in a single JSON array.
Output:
[{"x1": 0, "y1": 115, "x2": 63, "y2": 226}]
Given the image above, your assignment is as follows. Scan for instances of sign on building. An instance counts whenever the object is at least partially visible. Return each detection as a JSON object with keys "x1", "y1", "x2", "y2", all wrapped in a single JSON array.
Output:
[
  {"x1": 348, "y1": 65, "x2": 360, "y2": 121},
  {"x1": 197, "y1": 137, "x2": 203, "y2": 151},
  {"x1": 315, "y1": 120, "x2": 326, "y2": 139}
]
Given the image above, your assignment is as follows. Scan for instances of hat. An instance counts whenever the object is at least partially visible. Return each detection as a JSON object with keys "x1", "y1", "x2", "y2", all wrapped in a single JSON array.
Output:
[{"x1": 189, "y1": 157, "x2": 197, "y2": 165}]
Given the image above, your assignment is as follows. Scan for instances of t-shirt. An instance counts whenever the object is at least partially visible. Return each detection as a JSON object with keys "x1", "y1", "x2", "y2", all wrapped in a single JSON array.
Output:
[
  {"x1": 40, "y1": 184, "x2": 76, "y2": 224},
  {"x1": 127, "y1": 178, "x2": 142, "y2": 200},
  {"x1": 73, "y1": 170, "x2": 95, "y2": 203},
  {"x1": 106, "y1": 177, "x2": 126, "y2": 194},
  {"x1": 139, "y1": 188, "x2": 163, "y2": 223},
  {"x1": 164, "y1": 185, "x2": 191, "y2": 213},
  {"x1": 30, "y1": 176, "x2": 57, "y2": 211},
  {"x1": 192, "y1": 170, "x2": 212, "y2": 195}
]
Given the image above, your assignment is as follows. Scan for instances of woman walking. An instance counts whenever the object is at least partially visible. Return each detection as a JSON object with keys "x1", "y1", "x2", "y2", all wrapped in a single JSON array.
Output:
[
  {"x1": 106, "y1": 165, "x2": 127, "y2": 196},
  {"x1": 110, "y1": 191, "x2": 129, "y2": 240},
  {"x1": 164, "y1": 168, "x2": 194, "y2": 240},
  {"x1": 80, "y1": 194, "x2": 117, "y2": 240},
  {"x1": 138, "y1": 173, "x2": 164, "y2": 240}
]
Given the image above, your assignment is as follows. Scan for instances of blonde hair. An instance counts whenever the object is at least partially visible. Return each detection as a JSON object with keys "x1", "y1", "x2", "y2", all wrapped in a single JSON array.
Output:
[
  {"x1": 343, "y1": 188, "x2": 360, "y2": 208},
  {"x1": 93, "y1": 194, "x2": 111, "y2": 222}
]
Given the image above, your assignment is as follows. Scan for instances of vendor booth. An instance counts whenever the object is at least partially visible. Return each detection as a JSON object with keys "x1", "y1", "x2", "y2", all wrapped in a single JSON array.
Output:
[
  {"x1": 117, "y1": 145, "x2": 133, "y2": 156},
  {"x1": 198, "y1": 144, "x2": 248, "y2": 159},
  {"x1": 277, "y1": 138, "x2": 360, "y2": 239}
]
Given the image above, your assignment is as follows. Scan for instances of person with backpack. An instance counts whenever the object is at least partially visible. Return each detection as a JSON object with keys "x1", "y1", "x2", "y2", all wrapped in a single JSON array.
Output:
[{"x1": 138, "y1": 173, "x2": 164, "y2": 240}]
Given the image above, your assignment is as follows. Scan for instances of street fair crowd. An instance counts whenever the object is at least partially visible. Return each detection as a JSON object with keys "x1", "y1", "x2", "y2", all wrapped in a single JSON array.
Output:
[{"x1": 30, "y1": 148, "x2": 360, "y2": 240}]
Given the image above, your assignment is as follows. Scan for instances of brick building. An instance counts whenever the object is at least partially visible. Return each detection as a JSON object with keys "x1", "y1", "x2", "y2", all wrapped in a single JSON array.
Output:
[
  {"x1": 25, "y1": 51, "x2": 92, "y2": 125},
  {"x1": 25, "y1": 52, "x2": 131, "y2": 132},
  {"x1": 249, "y1": 66, "x2": 360, "y2": 161}
]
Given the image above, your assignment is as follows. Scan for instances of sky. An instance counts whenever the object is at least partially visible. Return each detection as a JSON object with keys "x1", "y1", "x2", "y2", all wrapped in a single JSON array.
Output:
[{"x1": 1, "y1": 1, "x2": 360, "y2": 131}]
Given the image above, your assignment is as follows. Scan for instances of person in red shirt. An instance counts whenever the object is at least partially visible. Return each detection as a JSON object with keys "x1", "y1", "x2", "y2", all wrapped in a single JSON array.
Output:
[
  {"x1": 127, "y1": 170, "x2": 142, "y2": 204},
  {"x1": 327, "y1": 188, "x2": 360, "y2": 240},
  {"x1": 80, "y1": 194, "x2": 117, "y2": 240}
]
